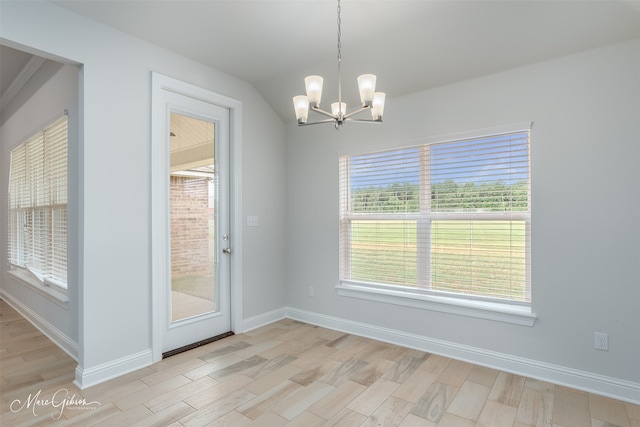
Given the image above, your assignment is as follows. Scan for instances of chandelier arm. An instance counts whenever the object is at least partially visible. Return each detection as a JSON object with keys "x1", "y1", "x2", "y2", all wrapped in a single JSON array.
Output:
[
  {"x1": 311, "y1": 106, "x2": 337, "y2": 119},
  {"x1": 298, "y1": 118, "x2": 338, "y2": 126},
  {"x1": 343, "y1": 105, "x2": 372, "y2": 120},
  {"x1": 344, "y1": 118, "x2": 383, "y2": 123}
]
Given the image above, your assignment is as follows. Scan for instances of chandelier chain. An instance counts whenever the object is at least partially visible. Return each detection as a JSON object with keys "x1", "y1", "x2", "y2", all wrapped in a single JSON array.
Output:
[
  {"x1": 337, "y1": 0, "x2": 342, "y2": 64},
  {"x1": 336, "y1": 0, "x2": 343, "y2": 111}
]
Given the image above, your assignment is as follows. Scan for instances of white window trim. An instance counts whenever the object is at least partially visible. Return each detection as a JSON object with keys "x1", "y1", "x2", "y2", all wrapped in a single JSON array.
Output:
[
  {"x1": 7, "y1": 266, "x2": 69, "y2": 307},
  {"x1": 336, "y1": 280, "x2": 536, "y2": 326},
  {"x1": 337, "y1": 122, "x2": 535, "y2": 326}
]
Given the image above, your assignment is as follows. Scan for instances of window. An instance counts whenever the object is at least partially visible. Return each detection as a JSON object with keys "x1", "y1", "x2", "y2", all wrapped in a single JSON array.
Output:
[
  {"x1": 339, "y1": 126, "x2": 531, "y2": 318},
  {"x1": 7, "y1": 114, "x2": 68, "y2": 290}
]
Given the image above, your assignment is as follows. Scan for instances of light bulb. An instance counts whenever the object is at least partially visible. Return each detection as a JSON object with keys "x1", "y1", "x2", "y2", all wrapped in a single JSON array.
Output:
[
  {"x1": 293, "y1": 95, "x2": 309, "y2": 123},
  {"x1": 357, "y1": 74, "x2": 377, "y2": 107},
  {"x1": 331, "y1": 102, "x2": 347, "y2": 117},
  {"x1": 371, "y1": 92, "x2": 385, "y2": 121},
  {"x1": 304, "y1": 75, "x2": 324, "y2": 107}
]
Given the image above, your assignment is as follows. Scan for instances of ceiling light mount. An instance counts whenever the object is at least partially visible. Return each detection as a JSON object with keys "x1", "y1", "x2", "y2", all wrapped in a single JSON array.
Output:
[{"x1": 292, "y1": 0, "x2": 385, "y2": 129}]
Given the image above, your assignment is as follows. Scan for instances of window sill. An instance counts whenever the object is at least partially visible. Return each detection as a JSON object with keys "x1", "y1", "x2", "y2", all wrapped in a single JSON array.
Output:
[
  {"x1": 336, "y1": 281, "x2": 536, "y2": 326},
  {"x1": 8, "y1": 269, "x2": 69, "y2": 308}
]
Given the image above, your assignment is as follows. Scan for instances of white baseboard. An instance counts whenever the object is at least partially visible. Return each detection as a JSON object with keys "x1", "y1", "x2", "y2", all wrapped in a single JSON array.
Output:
[
  {"x1": 0, "y1": 289, "x2": 79, "y2": 361},
  {"x1": 242, "y1": 307, "x2": 287, "y2": 332},
  {"x1": 73, "y1": 349, "x2": 153, "y2": 390},
  {"x1": 73, "y1": 305, "x2": 284, "y2": 389},
  {"x1": 284, "y1": 306, "x2": 640, "y2": 405}
]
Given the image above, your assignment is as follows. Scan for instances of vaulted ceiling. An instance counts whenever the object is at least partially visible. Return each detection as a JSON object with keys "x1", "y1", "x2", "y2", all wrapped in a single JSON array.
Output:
[{"x1": 3, "y1": 1, "x2": 640, "y2": 123}]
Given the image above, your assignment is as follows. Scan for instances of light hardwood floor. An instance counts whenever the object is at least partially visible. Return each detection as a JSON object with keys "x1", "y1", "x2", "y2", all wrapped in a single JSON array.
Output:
[{"x1": 1, "y1": 299, "x2": 638, "y2": 426}]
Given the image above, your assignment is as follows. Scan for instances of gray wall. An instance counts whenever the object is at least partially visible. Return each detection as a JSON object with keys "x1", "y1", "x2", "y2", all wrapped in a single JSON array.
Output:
[
  {"x1": 1, "y1": 0, "x2": 286, "y2": 382},
  {"x1": 285, "y1": 38, "x2": 640, "y2": 396}
]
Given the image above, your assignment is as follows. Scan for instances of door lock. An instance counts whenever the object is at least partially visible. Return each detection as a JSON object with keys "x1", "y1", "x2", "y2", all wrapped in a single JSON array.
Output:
[{"x1": 222, "y1": 247, "x2": 232, "y2": 254}]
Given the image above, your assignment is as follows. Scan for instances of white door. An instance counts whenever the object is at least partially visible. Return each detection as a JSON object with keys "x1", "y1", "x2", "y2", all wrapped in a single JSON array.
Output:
[{"x1": 158, "y1": 89, "x2": 231, "y2": 355}]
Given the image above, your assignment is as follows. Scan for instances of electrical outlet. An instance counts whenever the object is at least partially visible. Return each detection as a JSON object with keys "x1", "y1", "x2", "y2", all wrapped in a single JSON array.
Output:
[
  {"x1": 308, "y1": 286, "x2": 315, "y2": 297},
  {"x1": 594, "y1": 332, "x2": 609, "y2": 351}
]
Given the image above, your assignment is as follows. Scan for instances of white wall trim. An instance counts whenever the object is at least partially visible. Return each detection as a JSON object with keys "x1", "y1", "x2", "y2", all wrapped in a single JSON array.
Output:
[
  {"x1": 73, "y1": 350, "x2": 153, "y2": 390},
  {"x1": 242, "y1": 307, "x2": 287, "y2": 333},
  {"x1": 0, "y1": 289, "x2": 78, "y2": 361},
  {"x1": 284, "y1": 306, "x2": 640, "y2": 405}
]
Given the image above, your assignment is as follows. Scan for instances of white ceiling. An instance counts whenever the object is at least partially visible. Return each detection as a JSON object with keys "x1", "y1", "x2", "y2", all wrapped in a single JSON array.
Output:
[{"x1": 5, "y1": 1, "x2": 640, "y2": 122}]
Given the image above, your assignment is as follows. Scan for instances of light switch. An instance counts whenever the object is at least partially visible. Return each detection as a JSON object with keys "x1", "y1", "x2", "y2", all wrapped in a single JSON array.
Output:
[{"x1": 247, "y1": 216, "x2": 259, "y2": 227}]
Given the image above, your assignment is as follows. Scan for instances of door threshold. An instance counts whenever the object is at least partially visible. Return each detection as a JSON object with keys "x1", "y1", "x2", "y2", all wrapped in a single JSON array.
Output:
[{"x1": 162, "y1": 331, "x2": 235, "y2": 359}]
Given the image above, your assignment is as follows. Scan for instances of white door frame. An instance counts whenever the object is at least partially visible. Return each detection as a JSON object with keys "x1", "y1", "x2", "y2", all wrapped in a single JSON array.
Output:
[{"x1": 151, "y1": 72, "x2": 243, "y2": 362}]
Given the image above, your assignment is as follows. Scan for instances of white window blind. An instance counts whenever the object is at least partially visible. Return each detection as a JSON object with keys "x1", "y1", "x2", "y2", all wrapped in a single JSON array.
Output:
[
  {"x1": 339, "y1": 130, "x2": 530, "y2": 303},
  {"x1": 8, "y1": 115, "x2": 68, "y2": 289}
]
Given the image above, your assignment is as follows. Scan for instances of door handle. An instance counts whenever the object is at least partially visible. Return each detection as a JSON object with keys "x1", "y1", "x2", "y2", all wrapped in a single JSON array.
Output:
[{"x1": 222, "y1": 248, "x2": 231, "y2": 254}]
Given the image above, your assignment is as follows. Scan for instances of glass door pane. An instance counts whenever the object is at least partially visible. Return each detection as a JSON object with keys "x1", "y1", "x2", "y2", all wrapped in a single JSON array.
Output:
[{"x1": 169, "y1": 112, "x2": 216, "y2": 322}]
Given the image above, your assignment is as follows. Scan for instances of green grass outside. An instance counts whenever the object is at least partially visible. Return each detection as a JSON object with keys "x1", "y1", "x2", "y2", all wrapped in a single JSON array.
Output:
[{"x1": 349, "y1": 220, "x2": 529, "y2": 301}]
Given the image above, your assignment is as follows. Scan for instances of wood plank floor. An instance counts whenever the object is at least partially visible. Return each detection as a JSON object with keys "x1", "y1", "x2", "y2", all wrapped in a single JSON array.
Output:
[{"x1": 1, "y1": 299, "x2": 638, "y2": 426}]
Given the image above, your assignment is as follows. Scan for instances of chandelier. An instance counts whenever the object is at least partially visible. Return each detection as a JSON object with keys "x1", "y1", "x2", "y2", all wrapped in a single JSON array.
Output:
[{"x1": 292, "y1": 0, "x2": 385, "y2": 129}]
